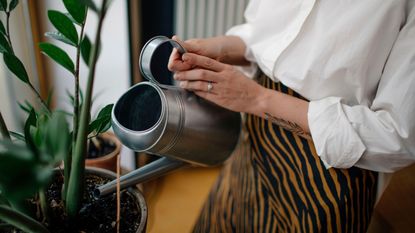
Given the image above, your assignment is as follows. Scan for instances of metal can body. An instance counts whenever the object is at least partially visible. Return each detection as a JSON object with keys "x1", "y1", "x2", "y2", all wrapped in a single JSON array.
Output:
[{"x1": 112, "y1": 81, "x2": 241, "y2": 167}]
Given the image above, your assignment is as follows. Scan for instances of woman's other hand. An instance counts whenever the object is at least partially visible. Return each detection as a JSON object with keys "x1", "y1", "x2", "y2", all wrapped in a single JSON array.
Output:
[
  {"x1": 168, "y1": 36, "x2": 223, "y2": 72},
  {"x1": 168, "y1": 35, "x2": 249, "y2": 73},
  {"x1": 173, "y1": 52, "x2": 266, "y2": 114}
]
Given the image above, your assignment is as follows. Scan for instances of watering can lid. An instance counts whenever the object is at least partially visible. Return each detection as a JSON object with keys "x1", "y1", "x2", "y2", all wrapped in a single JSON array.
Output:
[{"x1": 139, "y1": 36, "x2": 187, "y2": 89}]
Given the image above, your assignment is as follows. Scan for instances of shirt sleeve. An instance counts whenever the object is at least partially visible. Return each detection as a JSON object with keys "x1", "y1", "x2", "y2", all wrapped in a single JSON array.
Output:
[
  {"x1": 225, "y1": 0, "x2": 259, "y2": 62},
  {"x1": 307, "y1": 5, "x2": 415, "y2": 173},
  {"x1": 225, "y1": 0, "x2": 260, "y2": 78}
]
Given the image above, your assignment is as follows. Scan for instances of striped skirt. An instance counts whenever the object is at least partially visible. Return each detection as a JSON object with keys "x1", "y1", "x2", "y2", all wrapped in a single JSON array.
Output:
[{"x1": 193, "y1": 73, "x2": 378, "y2": 233}]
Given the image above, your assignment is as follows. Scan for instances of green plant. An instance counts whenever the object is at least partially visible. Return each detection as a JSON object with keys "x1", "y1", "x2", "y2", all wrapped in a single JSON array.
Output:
[{"x1": 0, "y1": 0, "x2": 115, "y2": 232}]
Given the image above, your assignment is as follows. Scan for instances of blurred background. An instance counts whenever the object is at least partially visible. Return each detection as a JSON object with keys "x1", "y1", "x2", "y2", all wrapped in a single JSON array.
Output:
[
  {"x1": 1, "y1": 1, "x2": 413, "y2": 233},
  {"x1": 0, "y1": 0, "x2": 248, "y2": 232}
]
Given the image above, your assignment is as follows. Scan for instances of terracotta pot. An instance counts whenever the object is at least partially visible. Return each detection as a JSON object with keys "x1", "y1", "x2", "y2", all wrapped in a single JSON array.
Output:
[{"x1": 86, "y1": 132, "x2": 121, "y2": 172}]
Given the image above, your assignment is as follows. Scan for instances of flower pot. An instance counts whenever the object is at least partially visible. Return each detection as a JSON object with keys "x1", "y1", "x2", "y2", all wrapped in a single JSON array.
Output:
[
  {"x1": 82, "y1": 167, "x2": 147, "y2": 233},
  {"x1": 86, "y1": 132, "x2": 121, "y2": 172},
  {"x1": 48, "y1": 167, "x2": 147, "y2": 233},
  {"x1": 2, "y1": 167, "x2": 147, "y2": 233}
]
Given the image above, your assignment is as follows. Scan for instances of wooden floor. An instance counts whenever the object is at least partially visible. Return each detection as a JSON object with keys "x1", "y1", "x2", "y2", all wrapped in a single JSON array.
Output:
[{"x1": 143, "y1": 166, "x2": 221, "y2": 233}]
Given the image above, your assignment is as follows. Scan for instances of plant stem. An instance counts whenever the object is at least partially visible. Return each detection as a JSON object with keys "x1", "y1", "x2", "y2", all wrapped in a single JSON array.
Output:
[
  {"x1": 0, "y1": 205, "x2": 50, "y2": 233},
  {"x1": 65, "y1": 23, "x2": 86, "y2": 202},
  {"x1": 38, "y1": 189, "x2": 50, "y2": 224},
  {"x1": 62, "y1": 151, "x2": 70, "y2": 202},
  {"x1": 28, "y1": 83, "x2": 50, "y2": 114},
  {"x1": 5, "y1": 12, "x2": 14, "y2": 53},
  {"x1": 73, "y1": 23, "x2": 86, "y2": 150},
  {"x1": 0, "y1": 111, "x2": 11, "y2": 140},
  {"x1": 66, "y1": 0, "x2": 108, "y2": 218}
]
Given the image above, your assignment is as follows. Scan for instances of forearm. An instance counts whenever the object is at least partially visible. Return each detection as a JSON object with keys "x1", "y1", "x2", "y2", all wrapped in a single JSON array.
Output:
[
  {"x1": 248, "y1": 87, "x2": 311, "y2": 139},
  {"x1": 173, "y1": 50, "x2": 310, "y2": 139}
]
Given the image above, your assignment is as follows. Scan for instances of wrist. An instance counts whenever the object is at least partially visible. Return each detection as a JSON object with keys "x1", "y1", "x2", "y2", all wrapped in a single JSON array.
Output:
[
  {"x1": 216, "y1": 36, "x2": 249, "y2": 65},
  {"x1": 246, "y1": 86, "x2": 273, "y2": 116}
]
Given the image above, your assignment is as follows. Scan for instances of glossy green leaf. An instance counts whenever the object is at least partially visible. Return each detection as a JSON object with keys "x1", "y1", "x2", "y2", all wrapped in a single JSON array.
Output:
[
  {"x1": 80, "y1": 35, "x2": 91, "y2": 65},
  {"x1": 81, "y1": 0, "x2": 98, "y2": 13},
  {"x1": 0, "y1": 34, "x2": 12, "y2": 53},
  {"x1": 88, "y1": 104, "x2": 113, "y2": 135},
  {"x1": 45, "y1": 31, "x2": 76, "y2": 47},
  {"x1": 24, "y1": 109, "x2": 37, "y2": 151},
  {"x1": 0, "y1": 0, "x2": 6, "y2": 11},
  {"x1": 64, "y1": 12, "x2": 80, "y2": 25},
  {"x1": 48, "y1": 10, "x2": 78, "y2": 45},
  {"x1": 39, "y1": 42, "x2": 75, "y2": 74},
  {"x1": 8, "y1": 0, "x2": 18, "y2": 12},
  {"x1": 63, "y1": 0, "x2": 87, "y2": 24},
  {"x1": 3, "y1": 53, "x2": 29, "y2": 84},
  {"x1": 80, "y1": 35, "x2": 102, "y2": 66}
]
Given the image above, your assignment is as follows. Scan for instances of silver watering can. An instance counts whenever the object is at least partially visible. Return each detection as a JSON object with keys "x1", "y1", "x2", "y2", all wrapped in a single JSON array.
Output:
[{"x1": 95, "y1": 36, "x2": 241, "y2": 198}]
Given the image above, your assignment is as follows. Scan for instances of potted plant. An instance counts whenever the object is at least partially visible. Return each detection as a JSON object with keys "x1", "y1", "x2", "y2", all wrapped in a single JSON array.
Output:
[
  {"x1": 85, "y1": 130, "x2": 122, "y2": 172},
  {"x1": 0, "y1": 0, "x2": 146, "y2": 232}
]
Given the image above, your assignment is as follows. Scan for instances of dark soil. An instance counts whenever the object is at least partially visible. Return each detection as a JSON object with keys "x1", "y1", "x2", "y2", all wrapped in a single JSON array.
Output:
[
  {"x1": 87, "y1": 136, "x2": 116, "y2": 159},
  {"x1": 2, "y1": 173, "x2": 142, "y2": 233}
]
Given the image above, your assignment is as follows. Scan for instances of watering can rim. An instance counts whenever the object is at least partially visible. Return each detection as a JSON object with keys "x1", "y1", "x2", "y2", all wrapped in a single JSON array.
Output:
[{"x1": 111, "y1": 82, "x2": 170, "y2": 151}]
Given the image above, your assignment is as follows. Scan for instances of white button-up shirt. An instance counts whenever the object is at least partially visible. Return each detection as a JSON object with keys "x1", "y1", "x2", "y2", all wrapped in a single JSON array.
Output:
[{"x1": 227, "y1": 0, "x2": 415, "y2": 174}]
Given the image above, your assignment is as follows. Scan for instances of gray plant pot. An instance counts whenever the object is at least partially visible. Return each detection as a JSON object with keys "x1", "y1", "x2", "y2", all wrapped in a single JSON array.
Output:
[{"x1": 84, "y1": 167, "x2": 147, "y2": 233}]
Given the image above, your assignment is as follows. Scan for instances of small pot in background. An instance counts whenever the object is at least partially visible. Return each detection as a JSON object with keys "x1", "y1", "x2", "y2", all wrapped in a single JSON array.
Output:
[{"x1": 86, "y1": 132, "x2": 121, "y2": 172}]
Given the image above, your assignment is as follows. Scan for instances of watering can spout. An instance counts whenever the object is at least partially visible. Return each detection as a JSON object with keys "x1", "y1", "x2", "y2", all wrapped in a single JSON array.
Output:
[{"x1": 94, "y1": 157, "x2": 187, "y2": 198}]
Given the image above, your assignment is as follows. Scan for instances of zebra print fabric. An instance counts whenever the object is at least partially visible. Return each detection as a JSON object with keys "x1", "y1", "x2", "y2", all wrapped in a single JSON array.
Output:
[{"x1": 193, "y1": 72, "x2": 378, "y2": 233}]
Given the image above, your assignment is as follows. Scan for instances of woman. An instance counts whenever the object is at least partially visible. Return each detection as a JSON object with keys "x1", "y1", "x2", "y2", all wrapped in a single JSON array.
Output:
[{"x1": 168, "y1": 0, "x2": 415, "y2": 232}]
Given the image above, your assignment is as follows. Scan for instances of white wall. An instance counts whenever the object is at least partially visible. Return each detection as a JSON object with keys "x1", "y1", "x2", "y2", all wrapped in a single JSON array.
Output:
[
  {"x1": 0, "y1": 2, "x2": 40, "y2": 133},
  {"x1": 43, "y1": 0, "x2": 135, "y2": 170}
]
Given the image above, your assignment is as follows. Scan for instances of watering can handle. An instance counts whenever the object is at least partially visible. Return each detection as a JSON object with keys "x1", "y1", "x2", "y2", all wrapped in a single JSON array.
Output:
[{"x1": 139, "y1": 36, "x2": 187, "y2": 88}]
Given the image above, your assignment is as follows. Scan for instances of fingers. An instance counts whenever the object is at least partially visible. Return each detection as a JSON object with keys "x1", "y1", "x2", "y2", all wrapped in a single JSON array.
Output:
[
  {"x1": 168, "y1": 36, "x2": 193, "y2": 72},
  {"x1": 168, "y1": 48, "x2": 193, "y2": 72},
  {"x1": 182, "y1": 53, "x2": 227, "y2": 72},
  {"x1": 174, "y1": 68, "x2": 220, "y2": 82},
  {"x1": 179, "y1": 80, "x2": 217, "y2": 94},
  {"x1": 168, "y1": 35, "x2": 223, "y2": 73}
]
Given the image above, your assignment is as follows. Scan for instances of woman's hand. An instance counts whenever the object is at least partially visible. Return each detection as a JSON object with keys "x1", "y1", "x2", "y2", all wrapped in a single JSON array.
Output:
[
  {"x1": 168, "y1": 36, "x2": 223, "y2": 72},
  {"x1": 174, "y1": 52, "x2": 267, "y2": 114},
  {"x1": 168, "y1": 35, "x2": 249, "y2": 73},
  {"x1": 174, "y1": 52, "x2": 311, "y2": 139}
]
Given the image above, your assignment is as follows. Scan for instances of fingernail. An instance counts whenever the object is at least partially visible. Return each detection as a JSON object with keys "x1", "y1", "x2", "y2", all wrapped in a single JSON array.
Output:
[
  {"x1": 180, "y1": 81, "x2": 186, "y2": 88},
  {"x1": 182, "y1": 54, "x2": 189, "y2": 61},
  {"x1": 174, "y1": 73, "x2": 180, "y2": 80}
]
